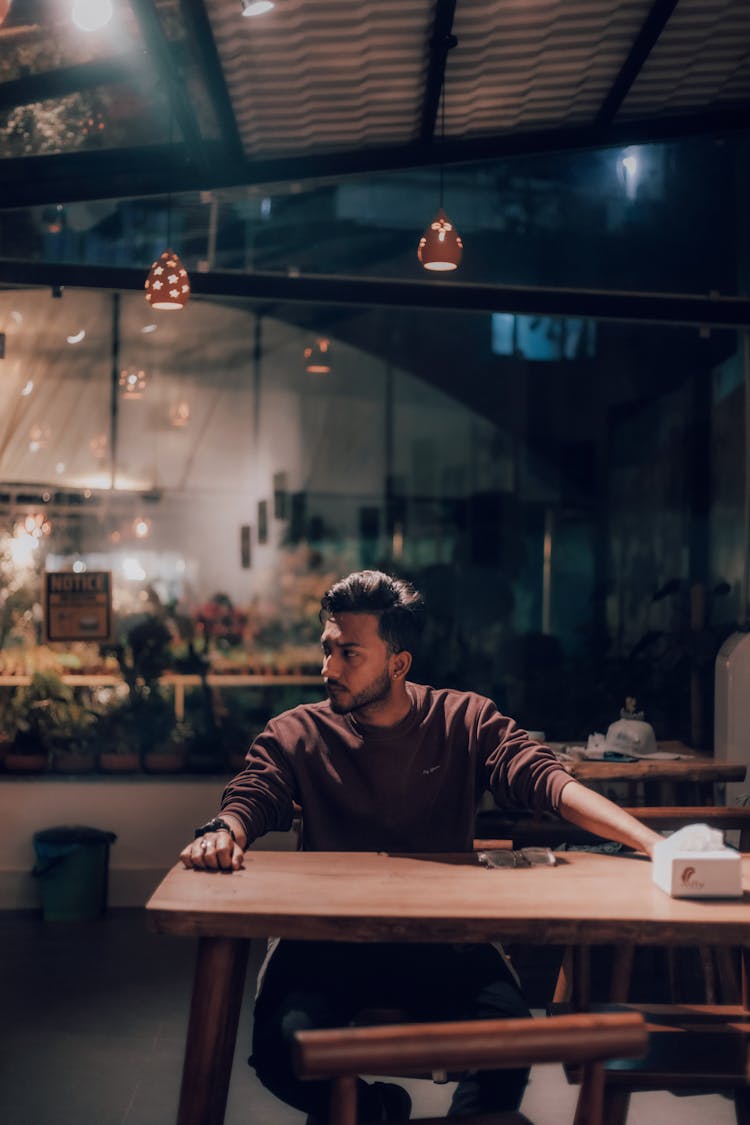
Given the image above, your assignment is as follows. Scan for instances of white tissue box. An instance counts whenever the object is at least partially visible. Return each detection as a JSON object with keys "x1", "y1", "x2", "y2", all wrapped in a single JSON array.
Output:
[{"x1": 652, "y1": 847, "x2": 743, "y2": 898}]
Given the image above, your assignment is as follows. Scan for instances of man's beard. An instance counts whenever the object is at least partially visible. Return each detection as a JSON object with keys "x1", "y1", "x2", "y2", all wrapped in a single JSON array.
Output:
[{"x1": 326, "y1": 666, "x2": 392, "y2": 715}]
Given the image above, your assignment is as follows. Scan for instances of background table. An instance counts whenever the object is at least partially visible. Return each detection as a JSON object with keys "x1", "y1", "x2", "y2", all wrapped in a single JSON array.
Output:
[
  {"x1": 550, "y1": 743, "x2": 746, "y2": 804},
  {"x1": 147, "y1": 849, "x2": 750, "y2": 1125}
]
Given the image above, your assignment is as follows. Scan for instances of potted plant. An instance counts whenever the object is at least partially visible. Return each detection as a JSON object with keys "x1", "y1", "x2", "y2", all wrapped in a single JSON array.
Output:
[
  {"x1": 5, "y1": 671, "x2": 72, "y2": 773},
  {"x1": 218, "y1": 691, "x2": 270, "y2": 772},
  {"x1": 0, "y1": 687, "x2": 15, "y2": 768},
  {"x1": 100, "y1": 616, "x2": 177, "y2": 771},
  {"x1": 96, "y1": 692, "x2": 141, "y2": 772},
  {"x1": 142, "y1": 715, "x2": 189, "y2": 773},
  {"x1": 51, "y1": 696, "x2": 100, "y2": 773}
]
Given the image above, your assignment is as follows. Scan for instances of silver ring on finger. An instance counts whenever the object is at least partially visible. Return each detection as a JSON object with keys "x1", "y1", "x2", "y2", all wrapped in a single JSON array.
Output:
[{"x1": 200, "y1": 839, "x2": 208, "y2": 851}]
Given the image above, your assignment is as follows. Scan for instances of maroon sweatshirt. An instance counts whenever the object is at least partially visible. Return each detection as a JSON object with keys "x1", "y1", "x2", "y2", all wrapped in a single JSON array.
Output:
[{"x1": 220, "y1": 683, "x2": 573, "y2": 852}]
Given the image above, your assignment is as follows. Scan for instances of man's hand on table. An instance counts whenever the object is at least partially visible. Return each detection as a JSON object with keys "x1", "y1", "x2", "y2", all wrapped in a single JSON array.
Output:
[{"x1": 180, "y1": 815, "x2": 246, "y2": 871}]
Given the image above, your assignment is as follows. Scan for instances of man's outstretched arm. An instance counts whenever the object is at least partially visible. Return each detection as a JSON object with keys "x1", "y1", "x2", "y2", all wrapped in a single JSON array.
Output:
[{"x1": 557, "y1": 779, "x2": 662, "y2": 857}]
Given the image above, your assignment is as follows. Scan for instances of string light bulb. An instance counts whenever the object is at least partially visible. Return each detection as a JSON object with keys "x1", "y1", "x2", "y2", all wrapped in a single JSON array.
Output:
[{"x1": 16, "y1": 513, "x2": 51, "y2": 540}]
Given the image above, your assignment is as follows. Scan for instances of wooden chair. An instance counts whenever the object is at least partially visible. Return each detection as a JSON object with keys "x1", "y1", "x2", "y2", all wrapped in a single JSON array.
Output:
[
  {"x1": 547, "y1": 1001, "x2": 750, "y2": 1125},
  {"x1": 293, "y1": 1010, "x2": 648, "y2": 1125}
]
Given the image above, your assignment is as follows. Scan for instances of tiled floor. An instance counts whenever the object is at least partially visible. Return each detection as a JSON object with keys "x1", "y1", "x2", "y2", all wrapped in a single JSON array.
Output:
[{"x1": 0, "y1": 909, "x2": 735, "y2": 1125}]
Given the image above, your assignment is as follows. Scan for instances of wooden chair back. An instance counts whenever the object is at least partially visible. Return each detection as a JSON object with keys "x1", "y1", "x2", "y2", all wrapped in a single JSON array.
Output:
[{"x1": 293, "y1": 1010, "x2": 648, "y2": 1125}]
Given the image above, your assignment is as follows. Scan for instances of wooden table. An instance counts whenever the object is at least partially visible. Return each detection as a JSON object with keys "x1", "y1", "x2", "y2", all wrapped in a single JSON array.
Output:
[
  {"x1": 552, "y1": 744, "x2": 746, "y2": 804},
  {"x1": 147, "y1": 849, "x2": 750, "y2": 1125}
]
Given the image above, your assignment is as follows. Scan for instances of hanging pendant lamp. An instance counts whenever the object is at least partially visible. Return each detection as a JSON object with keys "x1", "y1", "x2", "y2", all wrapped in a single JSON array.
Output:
[
  {"x1": 303, "y1": 338, "x2": 331, "y2": 374},
  {"x1": 418, "y1": 34, "x2": 462, "y2": 273},
  {"x1": 145, "y1": 249, "x2": 190, "y2": 311},
  {"x1": 418, "y1": 208, "x2": 463, "y2": 271},
  {"x1": 144, "y1": 97, "x2": 190, "y2": 310}
]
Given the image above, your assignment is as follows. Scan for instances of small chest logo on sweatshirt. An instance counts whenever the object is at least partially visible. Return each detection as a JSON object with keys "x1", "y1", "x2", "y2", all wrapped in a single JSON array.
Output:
[{"x1": 422, "y1": 765, "x2": 441, "y2": 776}]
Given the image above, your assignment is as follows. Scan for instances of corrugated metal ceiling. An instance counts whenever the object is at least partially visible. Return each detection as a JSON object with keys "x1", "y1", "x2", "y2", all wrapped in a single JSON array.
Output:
[
  {"x1": 0, "y1": 0, "x2": 748, "y2": 206},
  {"x1": 203, "y1": 0, "x2": 750, "y2": 160},
  {"x1": 210, "y1": 0, "x2": 431, "y2": 156}
]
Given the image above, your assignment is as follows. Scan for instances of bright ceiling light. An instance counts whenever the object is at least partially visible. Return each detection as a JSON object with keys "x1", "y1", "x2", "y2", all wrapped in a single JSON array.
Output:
[
  {"x1": 72, "y1": 0, "x2": 113, "y2": 32},
  {"x1": 66, "y1": 329, "x2": 86, "y2": 344},
  {"x1": 241, "y1": 0, "x2": 275, "y2": 16}
]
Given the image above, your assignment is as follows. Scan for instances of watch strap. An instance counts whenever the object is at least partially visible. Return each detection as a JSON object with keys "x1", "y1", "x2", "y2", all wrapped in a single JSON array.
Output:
[{"x1": 194, "y1": 817, "x2": 237, "y2": 842}]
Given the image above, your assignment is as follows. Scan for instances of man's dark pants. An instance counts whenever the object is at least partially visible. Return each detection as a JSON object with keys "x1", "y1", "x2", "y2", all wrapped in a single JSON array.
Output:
[{"x1": 251, "y1": 939, "x2": 531, "y2": 1119}]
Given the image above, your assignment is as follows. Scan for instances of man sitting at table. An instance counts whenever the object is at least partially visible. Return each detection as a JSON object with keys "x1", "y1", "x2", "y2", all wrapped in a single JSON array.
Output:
[{"x1": 180, "y1": 569, "x2": 661, "y2": 1122}]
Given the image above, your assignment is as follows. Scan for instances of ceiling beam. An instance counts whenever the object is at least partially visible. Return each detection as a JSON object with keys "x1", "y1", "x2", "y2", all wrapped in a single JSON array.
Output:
[
  {"x1": 595, "y1": 0, "x2": 680, "y2": 126},
  {"x1": 0, "y1": 56, "x2": 138, "y2": 112},
  {"x1": 178, "y1": 0, "x2": 245, "y2": 164},
  {"x1": 128, "y1": 0, "x2": 205, "y2": 162},
  {"x1": 1, "y1": 104, "x2": 748, "y2": 209},
  {"x1": 419, "y1": 0, "x2": 458, "y2": 143},
  {"x1": 1, "y1": 259, "x2": 749, "y2": 329}
]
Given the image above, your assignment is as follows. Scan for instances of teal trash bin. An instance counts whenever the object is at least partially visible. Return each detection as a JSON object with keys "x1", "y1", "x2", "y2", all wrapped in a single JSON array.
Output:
[{"x1": 32, "y1": 826, "x2": 117, "y2": 921}]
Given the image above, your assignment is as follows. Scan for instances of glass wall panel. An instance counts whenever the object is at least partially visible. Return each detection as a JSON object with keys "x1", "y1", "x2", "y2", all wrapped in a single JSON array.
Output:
[
  {"x1": 3, "y1": 133, "x2": 747, "y2": 297},
  {"x1": 0, "y1": 284, "x2": 745, "y2": 750}
]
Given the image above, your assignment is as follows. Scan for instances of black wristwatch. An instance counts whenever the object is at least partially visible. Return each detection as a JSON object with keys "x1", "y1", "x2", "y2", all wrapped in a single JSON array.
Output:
[{"x1": 194, "y1": 817, "x2": 236, "y2": 842}]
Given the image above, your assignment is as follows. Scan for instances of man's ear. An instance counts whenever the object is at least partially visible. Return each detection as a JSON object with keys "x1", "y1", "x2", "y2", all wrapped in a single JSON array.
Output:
[{"x1": 391, "y1": 650, "x2": 412, "y2": 679}]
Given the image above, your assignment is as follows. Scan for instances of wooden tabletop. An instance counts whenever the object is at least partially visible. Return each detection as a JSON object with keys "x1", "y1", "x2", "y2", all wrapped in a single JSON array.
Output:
[
  {"x1": 562, "y1": 758, "x2": 746, "y2": 784},
  {"x1": 550, "y1": 742, "x2": 746, "y2": 785},
  {"x1": 147, "y1": 849, "x2": 750, "y2": 947}
]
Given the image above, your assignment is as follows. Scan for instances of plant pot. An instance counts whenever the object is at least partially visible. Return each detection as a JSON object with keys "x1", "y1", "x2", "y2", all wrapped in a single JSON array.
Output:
[
  {"x1": 142, "y1": 750, "x2": 186, "y2": 773},
  {"x1": 53, "y1": 750, "x2": 96, "y2": 774},
  {"x1": 185, "y1": 752, "x2": 224, "y2": 774},
  {"x1": 98, "y1": 750, "x2": 141, "y2": 773},
  {"x1": 5, "y1": 752, "x2": 49, "y2": 773}
]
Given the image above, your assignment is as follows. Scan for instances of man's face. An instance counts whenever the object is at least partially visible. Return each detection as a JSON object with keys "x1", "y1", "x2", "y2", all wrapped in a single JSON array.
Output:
[{"x1": 321, "y1": 612, "x2": 395, "y2": 715}]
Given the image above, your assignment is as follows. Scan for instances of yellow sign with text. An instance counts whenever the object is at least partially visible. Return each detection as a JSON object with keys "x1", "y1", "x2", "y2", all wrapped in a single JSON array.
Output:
[{"x1": 45, "y1": 571, "x2": 113, "y2": 643}]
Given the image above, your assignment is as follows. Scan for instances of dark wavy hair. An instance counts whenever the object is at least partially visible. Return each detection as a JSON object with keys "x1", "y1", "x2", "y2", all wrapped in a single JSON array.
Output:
[{"x1": 320, "y1": 570, "x2": 425, "y2": 654}]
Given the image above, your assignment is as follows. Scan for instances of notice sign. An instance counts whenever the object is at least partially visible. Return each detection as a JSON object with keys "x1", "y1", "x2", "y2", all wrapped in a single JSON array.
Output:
[{"x1": 45, "y1": 571, "x2": 113, "y2": 643}]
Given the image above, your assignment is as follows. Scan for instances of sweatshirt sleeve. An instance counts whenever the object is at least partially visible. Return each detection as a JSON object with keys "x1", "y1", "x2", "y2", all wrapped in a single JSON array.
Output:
[
  {"x1": 478, "y1": 701, "x2": 572, "y2": 813},
  {"x1": 219, "y1": 718, "x2": 299, "y2": 844}
]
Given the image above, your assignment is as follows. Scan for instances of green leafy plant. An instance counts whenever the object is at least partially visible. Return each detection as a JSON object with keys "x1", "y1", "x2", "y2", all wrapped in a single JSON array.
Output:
[
  {"x1": 12, "y1": 671, "x2": 98, "y2": 759},
  {"x1": 100, "y1": 617, "x2": 177, "y2": 765}
]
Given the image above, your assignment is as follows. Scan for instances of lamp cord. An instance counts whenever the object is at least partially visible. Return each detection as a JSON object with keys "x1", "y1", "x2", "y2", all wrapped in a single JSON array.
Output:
[
  {"x1": 166, "y1": 87, "x2": 173, "y2": 247},
  {"x1": 439, "y1": 89, "x2": 445, "y2": 208}
]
